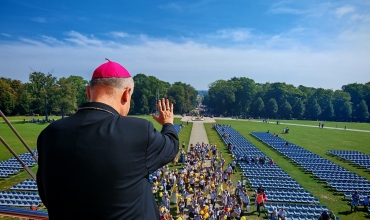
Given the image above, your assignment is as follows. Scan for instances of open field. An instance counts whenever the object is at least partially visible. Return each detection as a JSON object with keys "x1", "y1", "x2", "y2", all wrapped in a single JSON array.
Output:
[
  {"x1": 1, "y1": 116, "x2": 370, "y2": 219},
  {"x1": 210, "y1": 119, "x2": 370, "y2": 220},
  {"x1": 252, "y1": 118, "x2": 370, "y2": 131}
]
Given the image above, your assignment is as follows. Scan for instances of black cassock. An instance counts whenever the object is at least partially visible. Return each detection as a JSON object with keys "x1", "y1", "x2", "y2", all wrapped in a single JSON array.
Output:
[{"x1": 37, "y1": 102, "x2": 179, "y2": 220}]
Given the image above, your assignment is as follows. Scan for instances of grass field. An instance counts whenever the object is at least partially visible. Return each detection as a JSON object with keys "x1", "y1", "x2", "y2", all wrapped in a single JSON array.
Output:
[
  {"x1": 210, "y1": 119, "x2": 370, "y2": 220},
  {"x1": 1, "y1": 116, "x2": 370, "y2": 219},
  {"x1": 0, "y1": 115, "x2": 190, "y2": 219},
  {"x1": 253, "y1": 118, "x2": 370, "y2": 131}
]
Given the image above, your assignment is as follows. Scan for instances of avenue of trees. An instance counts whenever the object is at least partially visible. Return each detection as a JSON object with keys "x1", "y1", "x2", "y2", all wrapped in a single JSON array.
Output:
[
  {"x1": 1, "y1": 72, "x2": 369, "y2": 122},
  {"x1": 0, "y1": 73, "x2": 198, "y2": 118},
  {"x1": 203, "y1": 77, "x2": 370, "y2": 122}
]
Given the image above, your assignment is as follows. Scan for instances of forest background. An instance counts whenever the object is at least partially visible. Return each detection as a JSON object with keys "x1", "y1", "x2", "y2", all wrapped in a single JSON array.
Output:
[{"x1": 0, "y1": 72, "x2": 369, "y2": 122}]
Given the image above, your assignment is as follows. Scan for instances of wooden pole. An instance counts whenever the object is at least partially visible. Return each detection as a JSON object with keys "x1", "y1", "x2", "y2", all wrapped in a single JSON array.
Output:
[
  {"x1": 0, "y1": 136, "x2": 36, "y2": 181},
  {"x1": 0, "y1": 110, "x2": 38, "y2": 163}
]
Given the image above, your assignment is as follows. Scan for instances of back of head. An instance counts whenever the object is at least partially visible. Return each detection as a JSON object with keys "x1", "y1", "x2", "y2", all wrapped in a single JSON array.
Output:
[{"x1": 90, "y1": 59, "x2": 134, "y2": 95}]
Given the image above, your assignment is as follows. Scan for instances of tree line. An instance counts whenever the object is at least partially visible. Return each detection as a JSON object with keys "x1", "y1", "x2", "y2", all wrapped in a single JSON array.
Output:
[
  {"x1": 203, "y1": 77, "x2": 370, "y2": 122},
  {"x1": 0, "y1": 73, "x2": 198, "y2": 118}
]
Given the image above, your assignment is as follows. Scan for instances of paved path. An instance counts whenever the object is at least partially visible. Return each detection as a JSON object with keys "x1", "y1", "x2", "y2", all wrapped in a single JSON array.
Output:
[
  {"x1": 187, "y1": 121, "x2": 210, "y2": 146},
  {"x1": 175, "y1": 117, "x2": 215, "y2": 219},
  {"x1": 180, "y1": 116, "x2": 216, "y2": 147}
]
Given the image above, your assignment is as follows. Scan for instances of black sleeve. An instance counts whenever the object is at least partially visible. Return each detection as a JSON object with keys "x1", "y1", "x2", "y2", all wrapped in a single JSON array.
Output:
[{"x1": 145, "y1": 123, "x2": 179, "y2": 173}]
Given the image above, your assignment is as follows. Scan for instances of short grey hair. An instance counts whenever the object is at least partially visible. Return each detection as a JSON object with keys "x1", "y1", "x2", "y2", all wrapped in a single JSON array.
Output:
[{"x1": 90, "y1": 77, "x2": 134, "y2": 95}]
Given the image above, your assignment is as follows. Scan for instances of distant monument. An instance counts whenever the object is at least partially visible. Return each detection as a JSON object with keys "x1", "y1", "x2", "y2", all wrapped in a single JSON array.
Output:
[{"x1": 192, "y1": 114, "x2": 204, "y2": 121}]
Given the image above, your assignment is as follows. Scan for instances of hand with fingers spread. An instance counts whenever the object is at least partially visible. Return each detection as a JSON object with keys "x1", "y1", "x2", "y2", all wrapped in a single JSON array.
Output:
[{"x1": 152, "y1": 98, "x2": 174, "y2": 125}]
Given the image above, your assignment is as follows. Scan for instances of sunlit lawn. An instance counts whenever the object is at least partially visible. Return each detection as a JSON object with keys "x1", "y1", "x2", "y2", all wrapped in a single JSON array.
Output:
[
  {"x1": 253, "y1": 118, "x2": 370, "y2": 131},
  {"x1": 211, "y1": 119, "x2": 370, "y2": 220},
  {"x1": 1, "y1": 116, "x2": 370, "y2": 219},
  {"x1": 0, "y1": 115, "x2": 189, "y2": 219}
]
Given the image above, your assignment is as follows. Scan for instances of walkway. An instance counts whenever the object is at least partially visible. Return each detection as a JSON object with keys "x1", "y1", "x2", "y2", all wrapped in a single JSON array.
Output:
[
  {"x1": 180, "y1": 116, "x2": 216, "y2": 148},
  {"x1": 175, "y1": 116, "x2": 215, "y2": 219}
]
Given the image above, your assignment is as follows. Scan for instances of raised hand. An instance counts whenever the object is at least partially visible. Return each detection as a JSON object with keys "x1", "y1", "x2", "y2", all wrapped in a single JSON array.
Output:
[{"x1": 152, "y1": 98, "x2": 174, "y2": 125}]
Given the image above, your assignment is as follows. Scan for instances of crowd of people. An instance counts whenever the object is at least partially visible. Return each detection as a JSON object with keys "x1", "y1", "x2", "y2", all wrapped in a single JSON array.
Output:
[
  {"x1": 27, "y1": 118, "x2": 56, "y2": 123},
  {"x1": 150, "y1": 141, "x2": 251, "y2": 220}
]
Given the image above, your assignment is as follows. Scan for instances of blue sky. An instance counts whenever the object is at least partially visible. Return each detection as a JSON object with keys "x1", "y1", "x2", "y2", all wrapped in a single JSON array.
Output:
[{"x1": 1, "y1": 0, "x2": 369, "y2": 90}]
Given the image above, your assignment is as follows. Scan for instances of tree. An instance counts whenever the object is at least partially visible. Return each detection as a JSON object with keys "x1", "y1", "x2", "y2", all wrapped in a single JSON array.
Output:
[
  {"x1": 66, "y1": 76, "x2": 88, "y2": 107},
  {"x1": 230, "y1": 77, "x2": 256, "y2": 115},
  {"x1": 333, "y1": 90, "x2": 351, "y2": 121},
  {"x1": 342, "y1": 83, "x2": 364, "y2": 107},
  {"x1": 292, "y1": 98, "x2": 305, "y2": 119},
  {"x1": 168, "y1": 82, "x2": 185, "y2": 114},
  {"x1": 251, "y1": 97, "x2": 265, "y2": 117},
  {"x1": 280, "y1": 100, "x2": 292, "y2": 119},
  {"x1": 0, "y1": 79, "x2": 16, "y2": 115},
  {"x1": 182, "y1": 83, "x2": 198, "y2": 113},
  {"x1": 139, "y1": 94, "x2": 150, "y2": 114},
  {"x1": 340, "y1": 101, "x2": 352, "y2": 121},
  {"x1": 13, "y1": 83, "x2": 32, "y2": 115},
  {"x1": 265, "y1": 83, "x2": 289, "y2": 107},
  {"x1": 321, "y1": 102, "x2": 335, "y2": 121},
  {"x1": 356, "y1": 100, "x2": 369, "y2": 122},
  {"x1": 266, "y1": 98, "x2": 278, "y2": 118},
  {"x1": 208, "y1": 80, "x2": 236, "y2": 115},
  {"x1": 29, "y1": 72, "x2": 57, "y2": 120},
  {"x1": 53, "y1": 77, "x2": 77, "y2": 118},
  {"x1": 306, "y1": 98, "x2": 321, "y2": 120},
  {"x1": 131, "y1": 74, "x2": 171, "y2": 114}
]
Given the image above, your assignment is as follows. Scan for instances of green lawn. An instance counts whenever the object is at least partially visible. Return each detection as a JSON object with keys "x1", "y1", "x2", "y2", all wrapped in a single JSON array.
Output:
[
  {"x1": 1, "y1": 116, "x2": 369, "y2": 220},
  {"x1": 0, "y1": 115, "x2": 189, "y2": 219},
  {"x1": 212, "y1": 119, "x2": 370, "y2": 220},
  {"x1": 253, "y1": 119, "x2": 370, "y2": 131}
]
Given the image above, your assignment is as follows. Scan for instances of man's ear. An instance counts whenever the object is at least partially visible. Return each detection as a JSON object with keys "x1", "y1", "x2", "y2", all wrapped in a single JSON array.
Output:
[
  {"x1": 121, "y1": 88, "x2": 131, "y2": 103},
  {"x1": 86, "y1": 86, "x2": 91, "y2": 101}
]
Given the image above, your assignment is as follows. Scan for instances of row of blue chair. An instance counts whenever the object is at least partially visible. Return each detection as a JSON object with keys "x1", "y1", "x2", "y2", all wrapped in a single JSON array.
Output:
[
  {"x1": 328, "y1": 150, "x2": 370, "y2": 169},
  {"x1": 0, "y1": 195, "x2": 40, "y2": 201},
  {"x1": 10, "y1": 185, "x2": 38, "y2": 191},
  {"x1": 214, "y1": 125, "x2": 320, "y2": 205},
  {"x1": 265, "y1": 203, "x2": 329, "y2": 220},
  {"x1": 250, "y1": 132, "x2": 370, "y2": 196},
  {"x1": 0, "y1": 150, "x2": 38, "y2": 178},
  {"x1": 0, "y1": 200, "x2": 39, "y2": 207}
]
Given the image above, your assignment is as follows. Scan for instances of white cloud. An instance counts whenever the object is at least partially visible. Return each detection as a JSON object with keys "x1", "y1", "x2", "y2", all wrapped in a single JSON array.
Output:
[
  {"x1": 109, "y1": 32, "x2": 130, "y2": 38},
  {"x1": 335, "y1": 5, "x2": 355, "y2": 17},
  {"x1": 268, "y1": 7, "x2": 307, "y2": 15},
  {"x1": 0, "y1": 29, "x2": 369, "y2": 90},
  {"x1": 1, "y1": 33, "x2": 11, "y2": 37},
  {"x1": 41, "y1": 35, "x2": 64, "y2": 45},
  {"x1": 204, "y1": 29, "x2": 251, "y2": 42},
  {"x1": 30, "y1": 17, "x2": 47, "y2": 23},
  {"x1": 158, "y1": 3, "x2": 182, "y2": 12},
  {"x1": 158, "y1": 0, "x2": 212, "y2": 13},
  {"x1": 216, "y1": 29, "x2": 250, "y2": 42},
  {"x1": 18, "y1": 38, "x2": 46, "y2": 46},
  {"x1": 350, "y1": 14, "x2": 370, "y2": 21},
  {"x1": 64, "y1": 31, "x2": 106, "y2": 47}
]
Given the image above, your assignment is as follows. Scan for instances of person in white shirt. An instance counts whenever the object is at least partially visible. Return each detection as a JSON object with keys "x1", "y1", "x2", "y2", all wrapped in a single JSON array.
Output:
[
  {"x1": 210, "y1": 190, "x2": 217, "y2": 206},
  {"x1": 278, "y1": 207, "x2": 287, "y2": 220},
  {"x1": 271, "y1": 207, "x2": 278, "y2": 220},
  {"x1": 241, "y1": 191, "x2": 250, "y2": 211},
  {"x1": 234, "y1": 204, "x2": 242, "y2": 219},
  {"x1": 364, "y1": 195, "x2": 370, "y2": 208}
]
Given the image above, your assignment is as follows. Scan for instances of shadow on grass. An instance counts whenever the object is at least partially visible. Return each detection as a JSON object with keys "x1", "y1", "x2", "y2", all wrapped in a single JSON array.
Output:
[{"x1": 338, "y1": 210, "x2": 353, "y2": 216}]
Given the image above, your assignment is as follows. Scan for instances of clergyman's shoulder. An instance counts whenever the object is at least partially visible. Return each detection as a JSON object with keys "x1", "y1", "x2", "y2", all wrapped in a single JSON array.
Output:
[{"x1": 119, "y1": 116, "x2": 151, "y2": 126}]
